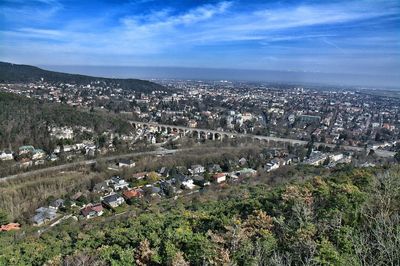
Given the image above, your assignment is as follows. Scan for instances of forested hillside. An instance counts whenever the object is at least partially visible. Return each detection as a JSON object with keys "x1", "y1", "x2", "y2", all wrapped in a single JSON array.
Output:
[
  {"x1": 0, "y1": 165, "x2": 398, "y2": 265},
  {"x1": 0, "y1": 92, "x2": 131, "y2": 149},
  {"x1": 0, "y1": 62, "x2": 163, "y2": 92}
]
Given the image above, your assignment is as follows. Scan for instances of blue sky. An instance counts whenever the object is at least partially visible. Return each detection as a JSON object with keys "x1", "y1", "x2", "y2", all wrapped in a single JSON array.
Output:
[{"x1": 0, "y1": 0, "x2": 399, "y2": 79}]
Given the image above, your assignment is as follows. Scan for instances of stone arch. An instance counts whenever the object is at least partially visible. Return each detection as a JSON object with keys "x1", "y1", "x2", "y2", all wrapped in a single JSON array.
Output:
[
  {"x1": 269, "y1": 140, "x2": 276, "y2": 147},
  {"x1": 192, "y1": 130, "x2": 200, "y2": 139},
  {"x1": 200, "y1": 131, "x2": 207, "y2": 139}
]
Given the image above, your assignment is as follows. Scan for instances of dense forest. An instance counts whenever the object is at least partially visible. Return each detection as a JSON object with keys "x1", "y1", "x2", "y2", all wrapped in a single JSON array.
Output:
[
  {"x1": 0, "y1": 62, "x2": 164, "y2": 92},
  {"x1": 0, "y1": 92, "x2": 132, "y2": 149},
  {"x1": 0, "y1": 165, "x2": 398, "y2": 265}
]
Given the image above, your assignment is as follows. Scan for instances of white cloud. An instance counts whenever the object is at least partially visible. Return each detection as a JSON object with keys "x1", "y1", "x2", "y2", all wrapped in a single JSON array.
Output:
[
  {"x1": 0, "y1": 0, "x2": 399, "y2": 74},
  {"x1": 0, "y1": 0, "x2": 63, "y2": 23}
]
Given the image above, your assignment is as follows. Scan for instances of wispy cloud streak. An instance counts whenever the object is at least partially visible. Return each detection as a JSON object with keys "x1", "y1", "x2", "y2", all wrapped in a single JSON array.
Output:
[{"x1": 0, "y1": 0, "x2": 399, "y2": 77}]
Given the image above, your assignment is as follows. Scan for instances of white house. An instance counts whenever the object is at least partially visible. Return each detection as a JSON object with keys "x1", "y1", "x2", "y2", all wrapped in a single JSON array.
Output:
[
  {"x1": 32, "y1": 149, "x2": 46, "y2": 160},
  {"x1": 0, "y1": 151, "x2": 13, "y2": 161},
  {"x1": 190, "y1": 165, "x2": 205, "y2": 175},
  {"x1": 212, "y1": 173, "x2": 227, "y2": 183},
  {"x1": 108, "y1": 176, "x2": 130, "y2": 191},
  {"x1": 182, "y1": 179, "x2": 196, "y2": 190}
]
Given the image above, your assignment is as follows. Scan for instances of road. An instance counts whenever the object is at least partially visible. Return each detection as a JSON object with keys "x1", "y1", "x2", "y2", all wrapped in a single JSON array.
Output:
[
  {"x1": 0, "y1": 148, "x2": 179, "y2": 183},
  {"x1": 1, "y1": 133, "x2": 395, "y2": 183}
]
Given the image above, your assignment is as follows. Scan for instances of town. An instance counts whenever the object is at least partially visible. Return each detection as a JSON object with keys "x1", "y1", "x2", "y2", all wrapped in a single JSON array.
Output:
[
  {"x1": 1, "y1": 0, "x2": 400, "y2": 263},
  {"x1": 1, "y1": 79, "x2": 399, "y2": 161},
  {"x1": 0, "y1": 77, "x2": 399, "y2": 232}
]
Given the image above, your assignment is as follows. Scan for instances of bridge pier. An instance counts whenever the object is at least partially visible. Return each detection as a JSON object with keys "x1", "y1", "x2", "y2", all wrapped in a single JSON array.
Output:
[{"x1": 130, "y1": 121, "x2": 310, "y2": 148}]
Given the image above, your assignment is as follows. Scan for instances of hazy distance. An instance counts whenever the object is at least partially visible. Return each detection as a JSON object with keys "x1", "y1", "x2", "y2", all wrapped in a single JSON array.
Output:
[{"x1": 41, "y1": 65, "x2": 400, "y2": 89}]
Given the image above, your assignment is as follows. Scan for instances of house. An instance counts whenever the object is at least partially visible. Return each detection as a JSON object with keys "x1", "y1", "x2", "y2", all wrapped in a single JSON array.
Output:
[
  {"x1": 71, "y1": 192, "x2": 83, "y2": 201},
  {"x1": 329, "y1": 153, "x2": 344, "y2": 162},
  {"x1": 265, "y1": 159, "x2": 281, "y2": 172},
  {"x1": 117, "y1": 159, "x2": 136, "y2": 168},
  {"x1": 64, "y1": 145, "x2": 75, "y2": 153},
  {"x1": 47, "y1": 154, "x2": 59, "y2": 161},
  {"x1": 171, "y1": 173, "x2": 190, "y2": 184},
  {"x1": 80, "y1": 203, "x2": 104, "y2": 219},
  {"x1": 265, "y1": 162, "x2": 280, "y2": 172},
  {"x1": 49, "y1": 199, "x2": 64, "y2": 210},
  {"x1": 189, "y1": 165, "x2": 205, "y2": 175},
  {"x1": 108, "y1": 176, "x2": 130, "y2": 191},
  {"x1": 132, "y1": 172, "x2": 147, "y2": 180},
  {"x1": 32, "y1": 207, "x2": 57, "y2": 226},
  {"x1": 92, "y1": 181, "x2": 112, "y2": 193},
  {"x1": 102, "y1": 193, "x2": 125, "y2": 208},
  {"x1": 0, "y1": 223, "x2": 21, "y2": 232},
  {"x1": 304, "y1": 151, "x2": 328, "y2": 166},
  {"x1": 0, "y1": 150, "x2": 13, "y2": 161},
  {"x1": 212, "y1": 173, "x2": 227, "y2": 183},
  {"x1": 208, "y1": 164, "x2": 222, "y2": 173},
  {"x1": 237, "y1": 168, "x2": 257, "y2": 178},
  {"x1": 159, "y1": 167, "x2": 170, "y2": 177},
  {"x1": 32, "y1": 149, "x2": 46, "y2": 160},
  {"x1": 187, "y1": 120, "x2": 197, "y2": 128},
  {"x1": 242, "y1": 112, "x2": 253, "y2": 121},
  {"x1": 18, "y1": 145, "x2": 35, "y2": 155},
  {"x1": 50, "y1": 126, "x2": 74, "y2": 139},
  {"x1": 122, "y1": 189, "x2": 143, "y2": 201},
  {"x1": 238, "y1": 157, "x2": 247, "y2": 166},
  {"x1": 228, "y1": 172, "x2": 239, "y2": 180},
  {"x1": 193, "y1": 175, "x2": 210, "y2": 187},
  {"x1": 85, "y1": 145, "x2": 97, "y2": 156},
  {"x1": 181, "y1": 179, "x2": 196, "y2": 190}
]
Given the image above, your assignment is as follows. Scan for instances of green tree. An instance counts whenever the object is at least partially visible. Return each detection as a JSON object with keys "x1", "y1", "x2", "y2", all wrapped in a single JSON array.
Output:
[
  {"x1": 395, "y1": 151, "x2": 400, "y2": 163},
  {"x1": 0, "y1": 209, "x2": 9, "y2": 225}
]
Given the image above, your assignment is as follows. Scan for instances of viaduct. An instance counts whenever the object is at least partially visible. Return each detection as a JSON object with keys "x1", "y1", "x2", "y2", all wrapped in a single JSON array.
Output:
[
  {"x1": 130, "y1": 121, "x2": 395, "y2": 158},
  {"x1": 131, "y1": 120, "x2": 306, "y2": 147}
]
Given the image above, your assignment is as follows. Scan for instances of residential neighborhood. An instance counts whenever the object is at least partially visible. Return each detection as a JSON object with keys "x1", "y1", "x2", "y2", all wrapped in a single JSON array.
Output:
[{"x1": 18, "y1": 143, "x2": 369, "y2": 230}]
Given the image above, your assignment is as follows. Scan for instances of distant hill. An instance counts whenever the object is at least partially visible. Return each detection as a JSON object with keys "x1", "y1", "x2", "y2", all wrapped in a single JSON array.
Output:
[{"x1": 0, "y1": 62, "x2": 164, "y2": 92}]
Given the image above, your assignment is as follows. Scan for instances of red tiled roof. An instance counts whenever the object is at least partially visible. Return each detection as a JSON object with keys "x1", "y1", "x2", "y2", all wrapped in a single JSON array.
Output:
[
  {"x1": 123, "y1": 189, "x2": 142, "y2": 199},
  {"x1": 132, "y1": 172, "x2": 147, "y2": 178},
  {"x1": 0, "y1": 223, "x2": 21, "y2": 232},
  {"x1": 213, "y1": 173, "x2": 226, "y2": 178},
  {"x1": 81, "y1": 203, "x2": 103, "y2": 216},
  {"x1": 91, "y1": 204, "x2": 104, "y2": 212}
]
